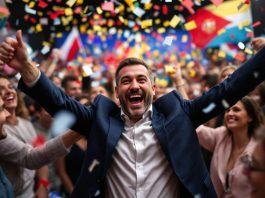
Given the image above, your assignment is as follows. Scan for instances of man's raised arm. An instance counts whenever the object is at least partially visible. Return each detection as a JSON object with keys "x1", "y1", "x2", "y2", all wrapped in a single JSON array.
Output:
[{"x1": 0, "y1": 30, "x2": 39, "y2": 84}]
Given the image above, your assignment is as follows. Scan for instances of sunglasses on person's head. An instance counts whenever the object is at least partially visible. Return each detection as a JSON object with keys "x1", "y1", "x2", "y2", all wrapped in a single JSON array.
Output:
[{"x1": 240, "y1": 154, "x2": 265, "y2": 173}]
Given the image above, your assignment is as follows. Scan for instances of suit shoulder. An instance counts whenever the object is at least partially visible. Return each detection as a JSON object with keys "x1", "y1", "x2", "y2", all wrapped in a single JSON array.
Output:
[{"x1": 153, "y1": 90, "x2": 189, "y2": 115}]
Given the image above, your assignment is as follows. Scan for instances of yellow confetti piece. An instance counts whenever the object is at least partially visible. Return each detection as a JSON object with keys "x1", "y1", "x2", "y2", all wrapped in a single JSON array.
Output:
[
  {"x1": 189, "y1": 69, "x2": 196, "y2": 77},
  {"x1": 155, "y1": 78, "x2": 168, "y2": 87},
  {"x1": 22, "y1": 0, "x2": 29, "y2": 3},
  {"x1": 107, "y1": 19, "x2": 115, "y2": 27},
  {"x1": 80, "y1": 25, "x2": 88, "y2": 33},
  {"x1": 153, "y1": 50, "x2": 160, "y2": 57},
  {"x1": 169, "y1": 54, "x2": 177, "y2": 62},
  {"x1": 157, "y1": 27, "x2": 166, "y2": 34},
  {"x1": 29, "y1": 1, "x2": 35, "y2": 8},
  {"x1": 163, "y1": 20, "x2": 169, "y2": 27},
  {"x1": 184, "y1": 20, "x2": 197, "y2": 31},
  {"x1": 118, "y1": 16, "x2": 124, "y2": 23},
  {"x1": 123, "y1": 19, "x2": 128, "y2": 26},
  {"x1": 218, "y1": 51, "x2": 226, "y2": 58},
  {"x1": 37, "y1": 11, "x2": 43, "y2": 17},
  {"x1": 242, "y1": 21, "x2": 250, "y2": 26},
  {"x1": 169, "y1": 15, "x2": 181, "y2": 28},
  {"x1": 76, "y1": 0, "x2": 83, "y2": 5},
  {"x1": 141, "y1": 19, "x2": 153, "y2": 29},
  {"x1": 65, "y1": 8, "x2": 73, "y2": 16},
  {"x1": 115, "y1": 5, "x2": 125, "y2": 13},
  {"x1": 187, "y1": 61, "x2": 195, "y2": 68},
  {"x1": 244, "y1": 48, "x2": 253, "y2": 55},
  {"x1": 165, "y1": 65, "x2": 176, "y2": 74},
  {"x1": 217, "y1": 28, "x2": 226, "y2": 35},
  {"x1": 93, "y1": 25, "x2": 101, "y2": 31},
  {"x1": 144, "y1": 3, "x2": 153, "y2": 10},
  {"x1": 66, "y1": 0, "x2": 76, "y2": 7},
  {"x1": 155, "y1": 19, "x2": 161, "y2": 25},
  {"x1": 125, "y1": 0, "x2": 135, "y2": 7},
  {"x1": 181, "y1": 35, "x2": 188, "y2": 43},
  {"x1": 96, "y1": 7, "x2": 103, "y2": 14},
  {"x1": 36, "y1": 24, "x2": 42, "y2": 32},
  {"x1": 94, "y1": 14, "x2": 100, "y2": 20},
  {"x1": 144, "y1": 29, "x2": 151, "y2": 33},
  {"x1": 56, "y1": 32, "x2": 63, "y2": 38}
]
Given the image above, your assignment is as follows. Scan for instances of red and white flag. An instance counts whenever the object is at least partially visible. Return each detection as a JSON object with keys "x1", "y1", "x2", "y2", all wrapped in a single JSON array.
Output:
[{"x1": 60, "y1": 26, "x2": 83, "y2": 62}]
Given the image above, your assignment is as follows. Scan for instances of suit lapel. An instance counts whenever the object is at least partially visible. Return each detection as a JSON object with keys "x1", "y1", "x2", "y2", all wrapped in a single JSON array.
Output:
[
  {"x1": 105, "y1": 115, "x2": 124, "y2": 162},
  {"x1": 151, "y1": 108, "x2": 169, "y2": 155}
]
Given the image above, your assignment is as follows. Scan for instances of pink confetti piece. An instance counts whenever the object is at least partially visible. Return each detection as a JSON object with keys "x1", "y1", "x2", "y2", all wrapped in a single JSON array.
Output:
[
  {"x1": 101, "y1": 2, "x2": 115, "y2": 12},
  {"x1": 211, "y1": 0, "x2": 223, "y2": 6},
  {"x1": 181, "y1": 0, "x2": 195, "y2": 15}
]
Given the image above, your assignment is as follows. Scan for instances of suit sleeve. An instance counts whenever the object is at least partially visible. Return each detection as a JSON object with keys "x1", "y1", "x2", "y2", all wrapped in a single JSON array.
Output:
[
  {"x1": 186, "y1": 47, "x2": 265, "y2": 127},
  {"x1": 18, "y1": 72, "x2": 93, "y2": 135}
]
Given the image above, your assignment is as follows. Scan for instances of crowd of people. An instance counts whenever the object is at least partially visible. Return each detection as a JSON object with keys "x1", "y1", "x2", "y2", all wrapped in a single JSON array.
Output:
[{"x1": 0, "y1": 29, "x2": 265, "y2": 198}]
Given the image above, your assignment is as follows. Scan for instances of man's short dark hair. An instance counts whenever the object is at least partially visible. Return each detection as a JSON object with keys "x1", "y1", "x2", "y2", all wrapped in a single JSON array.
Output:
[
  {"x1": 61, "y1": 75, "x2": 78, "y2": 89},
  {"x1": 115, "y1": 57, "x2": 154, "y2": 84}
]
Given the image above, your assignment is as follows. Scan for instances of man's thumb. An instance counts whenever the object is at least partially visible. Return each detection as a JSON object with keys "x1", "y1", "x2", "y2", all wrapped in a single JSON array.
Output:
[{"x1": 16, "y1": 30, "x2": 24, "y2": 48}]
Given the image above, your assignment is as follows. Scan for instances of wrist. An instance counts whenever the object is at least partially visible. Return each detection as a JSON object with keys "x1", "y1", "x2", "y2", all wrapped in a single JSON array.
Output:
[
  {"x1": 37, "y1": 178, "x2": 49, "y2": 190},
  {"x1": 20, "y1": 61, "x2": 40, "y2": 84},
  {"x1": 175, "y1": 81, "x2": 185, "y2": 87}
]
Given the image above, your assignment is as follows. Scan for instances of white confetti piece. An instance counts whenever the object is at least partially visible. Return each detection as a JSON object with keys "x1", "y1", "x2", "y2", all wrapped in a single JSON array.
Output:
[
  {"x1": 50, "y1": 110, "x2": 76, "y2": 137},
  {"x1": 221, "y1": 99, "x2": 230, "y2": 109},
  {"x1": 54, "y1": 18, "x2": 61, "y2": 26},
  {"x1": 141, "y1": 0, "x2": 151, "y2": 3},
  {"x1": 253, "y1": 72, "x2": 259, "y2": 78},
  {"x1": 202, "y1": 103, "x2": 216, "y2": 114},
  {"x1": 133, "y1": 7, "x2": 145, "y2": 18},
  {"x1": 25, "y1": 5, "x2": 36, "y2": 15},
  {"x1": 88, "y1": 159, "x2": 100, "y2": 172},
  {"x1": 41, "y1": 45, "x2": 50, "y2": 55},
  {"x1": 82, "y1": 64, "x2": 93, "y2": 76},
  {"x1": 163, "y1": 36, "x2": 174, "y2": 46},
  {"x1": 40, "y1": 18, "x2": 48, "y2": 25},
  {"x1": 94, "y1": 190, "x2": 100, "y2": 197}
]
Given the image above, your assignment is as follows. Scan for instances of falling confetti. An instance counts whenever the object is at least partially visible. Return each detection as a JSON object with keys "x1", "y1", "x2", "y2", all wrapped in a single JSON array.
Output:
[
  {"x1": 202, "y1": 103, "x2": 216, "y2": 114},
  {"x1": 88, "y1": 159, "x2": 100, "y2": 172}
]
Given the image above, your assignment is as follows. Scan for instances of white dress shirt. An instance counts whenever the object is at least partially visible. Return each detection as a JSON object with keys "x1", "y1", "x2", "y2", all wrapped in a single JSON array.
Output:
[{"x1": 105, "y1": 105, "x2": 180, "y2": 198}]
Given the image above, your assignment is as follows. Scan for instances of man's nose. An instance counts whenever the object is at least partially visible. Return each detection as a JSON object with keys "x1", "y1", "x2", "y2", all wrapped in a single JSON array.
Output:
[{"x1": 130, "y1": 79, "x2": 140, "y2": 88}]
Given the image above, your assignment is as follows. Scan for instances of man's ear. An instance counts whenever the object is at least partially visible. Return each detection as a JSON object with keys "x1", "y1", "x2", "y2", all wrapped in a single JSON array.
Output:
[
  {"x1": 114, "y1": 86, "x2": 119, "y2": 99},
  {"x1": 152, "y1": 84, "x2": 156, "y2": 96}
]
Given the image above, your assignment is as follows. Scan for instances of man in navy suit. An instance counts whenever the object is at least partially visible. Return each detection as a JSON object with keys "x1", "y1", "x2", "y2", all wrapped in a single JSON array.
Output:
[{"x1": 1, "y1": 30, "x2": 265, "y2": 198}]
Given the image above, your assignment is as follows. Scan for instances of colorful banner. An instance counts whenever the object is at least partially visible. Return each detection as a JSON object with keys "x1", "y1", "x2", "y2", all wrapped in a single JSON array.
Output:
[{"x1": 187, "y1": 0, "x2": 252, "y2": 48}]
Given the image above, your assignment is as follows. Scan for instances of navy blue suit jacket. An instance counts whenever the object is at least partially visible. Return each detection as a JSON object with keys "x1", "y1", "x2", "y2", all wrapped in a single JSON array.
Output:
[{"x1": 19, "y1": 47, "x2": 265, "y2": 198}]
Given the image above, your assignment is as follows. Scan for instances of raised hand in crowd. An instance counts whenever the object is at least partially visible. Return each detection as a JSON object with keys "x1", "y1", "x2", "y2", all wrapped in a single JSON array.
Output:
[
  {"x1": 251, "y1": 37, "x2": 265, "y2": 52},
  {"x1": 0, "y1": 30, "x2": 39, "y2": 83},
  {"x1": 165, "y1": 64, "x2": 189, "y2": 99}
]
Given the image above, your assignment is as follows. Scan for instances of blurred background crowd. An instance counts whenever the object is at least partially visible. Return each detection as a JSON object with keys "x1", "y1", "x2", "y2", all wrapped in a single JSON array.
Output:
[{"x1": 0, "y1": 0, "x2": 265, "y2": 197}]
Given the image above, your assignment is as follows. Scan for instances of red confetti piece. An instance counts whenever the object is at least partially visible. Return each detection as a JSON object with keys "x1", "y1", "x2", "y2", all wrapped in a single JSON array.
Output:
[
  {"x1": 162, "y1": 5, "x2": 168, "y2": 15},
  {"x1": 30, "y1": 17, "x2": 37, "y2": 23},
  {"x1": 244, "y1": 0, "x2": 250, "y2": 4},
  {"x1": 247, "y1": 32, "x2": 254, "y2": 38},
  {"x1": 252, "y1": 21, "x2": 261, "y2": 28},
  {"x1": 234, "y1": 53, "x2": 245, "y2": 62},
  {"x1": 32, "y1": 135, "x2": 46, "y2": 148},
  {"x1": 38, "y1": 0, "x2": 48, "y2": 9}
]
